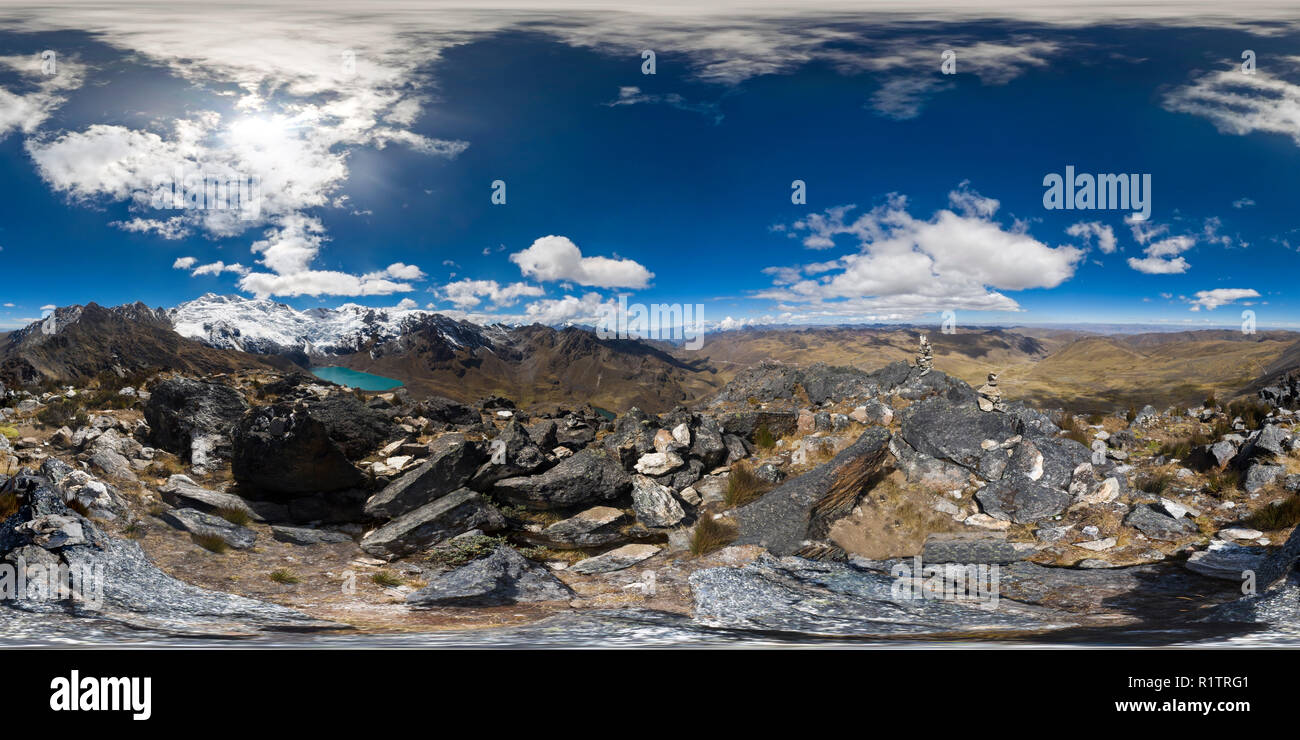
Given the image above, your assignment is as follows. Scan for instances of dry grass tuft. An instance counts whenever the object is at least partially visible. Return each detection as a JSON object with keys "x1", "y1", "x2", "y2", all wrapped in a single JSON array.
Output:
[
  {"x1": 725, "y1": 463, "x2": 772, "y2": 507},
  {"x1": 689, "y1": 516, "x2": 738, "y2": 557},
  {"x1": 1243, "y1": 494, "x2": 1300, "y2": 531}
]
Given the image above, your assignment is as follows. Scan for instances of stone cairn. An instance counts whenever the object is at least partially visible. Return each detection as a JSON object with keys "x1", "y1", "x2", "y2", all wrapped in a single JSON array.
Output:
[
  {"x1": 916, "y1": 334, "x2": 934, "y2": 376},
  {"x1": 976, "y1": 372, "x2": 1006, "y2": 412}
]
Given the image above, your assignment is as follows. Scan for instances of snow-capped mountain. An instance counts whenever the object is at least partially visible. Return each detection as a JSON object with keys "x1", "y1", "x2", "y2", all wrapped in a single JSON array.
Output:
[{"x1": 167, "y1": 293, "x2": 479, "y2": 357}]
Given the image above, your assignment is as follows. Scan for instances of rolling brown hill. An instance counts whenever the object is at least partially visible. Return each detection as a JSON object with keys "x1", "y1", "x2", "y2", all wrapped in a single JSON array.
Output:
[{"x1": 329, "y1": 320, "x2": 722, "y2": 413}]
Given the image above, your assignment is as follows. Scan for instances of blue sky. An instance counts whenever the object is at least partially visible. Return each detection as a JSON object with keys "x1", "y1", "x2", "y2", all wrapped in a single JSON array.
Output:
[{"x1": 1, "y1": 3, "x2": 1299, "y2": 332}]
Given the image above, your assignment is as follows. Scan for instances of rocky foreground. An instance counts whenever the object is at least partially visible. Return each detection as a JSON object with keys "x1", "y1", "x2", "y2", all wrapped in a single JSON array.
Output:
[{"x1": 2, "y1": 357, "x2": 1300, "y2": 643}]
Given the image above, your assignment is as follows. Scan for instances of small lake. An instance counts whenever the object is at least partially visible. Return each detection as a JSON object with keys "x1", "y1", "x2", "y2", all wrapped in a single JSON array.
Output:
[{"x1": 310, "y1": 366, "x2": 404, "y2": 391}]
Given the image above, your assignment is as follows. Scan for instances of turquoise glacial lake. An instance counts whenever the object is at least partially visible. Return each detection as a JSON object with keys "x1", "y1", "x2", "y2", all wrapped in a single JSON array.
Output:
[{"x1": 310, "y1": 366, "x2": 404, "y2": 391}]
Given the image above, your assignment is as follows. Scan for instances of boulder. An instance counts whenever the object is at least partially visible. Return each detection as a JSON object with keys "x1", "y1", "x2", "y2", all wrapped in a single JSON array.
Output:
[
  {"x1": 569, "y1": 544, "x2": 661, "y2": 574},
  {"x1": 406, "y1": 546, "x2": 573, "y2": 607},
  {"x1": 360, "y1": 488, "x2": 506, "y2": 560},
  {"x1": 734, "y1": 428, "x2": 892, "y2": 557},
  {"x1": 633, "y1": 451, "x2": 684, "y2": 476},
  {"x1": 493, "y1": 448, "x2": 632, "y2": 510},
  {"x1": 1185, "y1": 541, "x2": 1265, "y2": 581},
  {"x1": 160, "y1": 475, "x2": 263, "y2": 521},
  {"x1": 690, "y1": 553, "x2": 1055, "y2": 637},
  {"x1": 144, "y1": 377, "x2": 248, "y2": 466},
  {"x1": 413, "y1": 395, "x2": 478, "y2": 426},
  {"x1": 630, "y1": 475, "x2": 686, "y2": 528},
  {"x1": 521, "y1": 506, "x2": 628, "y2": 550},
  {"x1": 231, "y1": 402, "x2": 366, "y2": 495},
  {"x1": 1242, "y1": 463, "x2": 1285, "y2": 493},
  {"x1": 0, "y1": 472, "x2": 339, "y2": 633},
  {"x1": 364, "y1": 434, "x2": 487, "y2": 519},
  {"x1": 1123, "y1": 504, "x2": 1197, "y2": 541},
  {"x1": 900, "y1": 396, "x2": 1020, "y2": 472},
  {"x1": 161, "y1": 508, "x2": 257, "y2": 550},
  {"x1": 974, "y1": 479, "x2": 1071, "y2": 524}
]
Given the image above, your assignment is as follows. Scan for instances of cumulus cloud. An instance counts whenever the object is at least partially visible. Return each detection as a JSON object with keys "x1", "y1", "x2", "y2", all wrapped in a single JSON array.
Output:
[
  {"x1": 191, "y1": 261, "x2": 251, "y2": 277},
  {"x1": 1187, "y1": 288, "x2": 1260, "y2": 311},
  {"x1": 762, "y1": 184, "x2": 1085, "y2": 318},
  {"x1": 1066, "y1": 220, "x2": 1117, "y2": 254},
  {"x1": 441, "y1": 279, "x2": 546, "y2": 309},
  {"x1": 521, "y1": 292, "x2": 615, "y2": 326},
  {"x1": 510, "y1": 235, "x2": 653, "y2": 289},
  {"x1": 172, "y1": 256, "x2": 197, "y2": 270},
  {"x1": 1127, "y1": 235, "x2": 1194, "y2": 274}
]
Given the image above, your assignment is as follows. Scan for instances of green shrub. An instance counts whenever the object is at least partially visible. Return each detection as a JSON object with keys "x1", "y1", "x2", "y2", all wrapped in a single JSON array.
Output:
[
  {"x1": 753, "y1": 424, "x2": 775, "y2": 449},
  {"x1": 193, "y1": 533, "x2": 229, "y2": 553}
]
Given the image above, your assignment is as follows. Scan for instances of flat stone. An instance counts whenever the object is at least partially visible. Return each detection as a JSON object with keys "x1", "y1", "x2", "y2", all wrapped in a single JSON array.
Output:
[
  {"x1": 271, "y1": 526, "x2": 353, "y2": 545},
  {"x1": 921, "y1": 532, "x2": 1021, "y2": 564},
  {"x1": 569, "y1": 544, "x2": 661, "y2": 574},
  {"x1": 161, "y1": 508, "x2": 257, "y2": 550},
  {"x1": 1074, "y1": 537, "x2": 1117, "y2": 552},
  {"x1": 1185, "y1": 542, "x2": 1265, "y2": 581},
  {"x1": 1218, "y1": 527, "x2": 1263, "y2": 541}
]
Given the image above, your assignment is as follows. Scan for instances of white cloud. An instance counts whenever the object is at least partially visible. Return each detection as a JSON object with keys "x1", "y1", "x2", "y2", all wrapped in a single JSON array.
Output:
[
  {"x1": 1187, "y1": 288, "x2": 1260, "y2": 311},
  {"x1": 1127, "y1": 234, "x2": 1194, "y2": 274},
  {"x1": 0, "y1": 54, "x2": 85, "y2": 138},
  {"x1": 172, "y1": 256, "x2": 197, "y2": 270},
  {"x1": 522, "y1": 292, "x2": 615, "y2": 326},
  {"x1": 762, "y1": 184, "x2": 1084, "y2": 318},
  {"x1": 441, "y1": 279, "x2": 546, "y2": 309},
  {"x1": 510, "y1": 235, "x2": 653, "y2": 289},
  {"x1": 191, "y1": 261, "x2": 251, "y2": 277},
  {"x1": 1233, "y1": 197, "x2": 1255, "y2": 208},
  {"x1": 1164, "y1": 68, "x2": 1300, "y2": 145},
  {"x1": 364, "y1": 262, "x2": 427, "y2": 281},
  {"x1": 1066, "y1": 220, "x2": 1117, "y2": 254}
]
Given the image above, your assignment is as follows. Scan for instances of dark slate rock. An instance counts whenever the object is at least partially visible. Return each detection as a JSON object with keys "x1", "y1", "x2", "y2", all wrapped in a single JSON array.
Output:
[
  {"x1": 364, "y1": 434, "x2": 487, "y2": 519},
  {"x1": 413, "y1": 395, "x2": 478, "y2": 426},
  {"x1": 717, "y1": 410, "x2": 798, "y2": 442},
  {"x1": 492, "y1": 448, "x2": 632, "y2": 510},
  {"x1": 161, "y1": 507, "x2": 257, "y2": 550},
  {"x1": 144, "y1": 377, "x2": 247, "y2": 462},
  {"x1": 974, "y1": 479, "x2": 1070, "y2": 524},
  {"x1": 900, "y1": 396, "x2": 1020, "y2": 472},
  {"x1": 518, "y1": 506, "x2": 628, "y2": 550},
  {"x1": 469, "y1": 422, "x2": 549, "y2": 489},
  {"x1": 360, "y1": 488, "x2": 506, "y2": 560},
  {"x1": 406, "y1": 546, "x2": 573, "y2": 607},
  {"x1": 271, "y1": 526, "x2": 353, "y2": 545},
  {"x1": 231, "y1": 402, "x2": 365, "y2": 494},
  {"x1": 1124, "y1": 504, "x2": 1198, "y2": 541},
  {"x1": 734, "y1": 428, "x2": 892, "y2": 556},
  {"x1": 689, "y1": 419, "x2": 728, "y2": 469}
]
